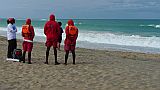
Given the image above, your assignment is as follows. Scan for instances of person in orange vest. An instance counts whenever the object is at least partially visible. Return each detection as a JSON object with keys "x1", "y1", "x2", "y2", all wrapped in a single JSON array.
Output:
[
  {"x1": 44, "y1": 14, "x2": 60, "y2": 65},
  {"x1": 22, "y1": 18, "x2": 35, "y2": 64},
  {"x1": 64, "y1": 19, "x2": 78, "y2": 65}
]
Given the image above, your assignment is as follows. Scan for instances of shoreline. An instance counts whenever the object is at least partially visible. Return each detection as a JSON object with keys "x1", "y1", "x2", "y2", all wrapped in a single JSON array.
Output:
[
  {"x1": 0, "y1": 30, "x2": 160, "y2": 54},
  {"x1": 0, "y1": 35, "x2": 160, "y2": 61},
  {"x1": 0, "y1": 36, "x2": 160, "y2": 89}
]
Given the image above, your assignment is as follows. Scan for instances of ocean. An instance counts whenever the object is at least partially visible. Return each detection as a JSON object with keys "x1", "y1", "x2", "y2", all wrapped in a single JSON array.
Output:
[{"x1": 0, "y1": 19, "x2": 160, "y2": 53}]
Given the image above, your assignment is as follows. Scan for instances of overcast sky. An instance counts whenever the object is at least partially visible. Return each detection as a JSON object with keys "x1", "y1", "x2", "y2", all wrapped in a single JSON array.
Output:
[{"x1": 0, "y1": 0, "x2": 160, "y2": 19}]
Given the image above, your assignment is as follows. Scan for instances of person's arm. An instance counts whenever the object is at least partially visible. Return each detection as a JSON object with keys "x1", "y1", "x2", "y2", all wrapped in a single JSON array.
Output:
[
  {"x1": 61, "y1": 28, "x2": 64, "y2": 33},
  {"x1": 75, "y1": 28, "x2": 78, "y2": 40},
  {"x1": 8, "y1": 24, "x2": 17, "y2": 33},
  {"x1": 65, "y1": 26, "x2": 70, "y2": 39},
  {"x1": 13, "y1": 25, "x2": 17, "y2": 32},
  {"x1": 21, "y1": 26, "x2": 24, "y2": 37},
  {"x1": 30, "y1": 26, "x2": 35, "y2": 39},
  {"x1": 73, "y1": 28, "x2": 78, "y2": 44}
]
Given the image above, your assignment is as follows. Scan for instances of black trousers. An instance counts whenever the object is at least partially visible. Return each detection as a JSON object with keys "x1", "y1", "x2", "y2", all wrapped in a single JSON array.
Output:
[{"x1": 7, "y1": 39, "x2": 17, "y2": 58}]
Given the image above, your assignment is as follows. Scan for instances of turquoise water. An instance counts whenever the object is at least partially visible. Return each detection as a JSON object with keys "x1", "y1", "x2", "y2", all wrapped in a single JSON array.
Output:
[
  {"x1": 1, "y1": 19, "x2": 160, "y2": 53},
  {"x1": 1, "y1": 19, "x2": 160, "y2": 37}
]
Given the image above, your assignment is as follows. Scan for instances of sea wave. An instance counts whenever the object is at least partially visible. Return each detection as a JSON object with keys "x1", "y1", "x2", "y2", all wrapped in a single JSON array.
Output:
[
  {"x1": 140, "y1": 24, "x2": 160, "y2": 28},
  {"x1": 0, "y1": 27, "x2": 45, "y2": 36},
  {"x1": 40, "y1": 19, "x2": 47, "y2": 21},
  {"x1": 77, "y1": 31, "x2": 160, "y2": 48},
  {"x1": 1, "y1": 27, "x2": 160, "y2": 48}
]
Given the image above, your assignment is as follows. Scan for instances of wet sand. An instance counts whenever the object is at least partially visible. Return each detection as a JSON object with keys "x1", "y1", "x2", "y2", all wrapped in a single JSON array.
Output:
[{"x1": 0, "y1": 36, "x2": 160, "y2": 90}]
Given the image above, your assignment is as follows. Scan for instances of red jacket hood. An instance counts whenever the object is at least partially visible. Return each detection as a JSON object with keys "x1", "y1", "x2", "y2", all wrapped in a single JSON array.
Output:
[
  {"x1": 50, "y1": 14, "x2": 55, "y2": 21},
  {"x1": 68, "y1": 19, "x2": 74, "y2": 26},
  {"x1": 26, "y1": 18, "x2": 31, "y2": 25}
]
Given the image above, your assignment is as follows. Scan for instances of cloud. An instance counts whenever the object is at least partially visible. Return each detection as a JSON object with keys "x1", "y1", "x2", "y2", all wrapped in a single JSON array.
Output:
[{"x1": 0, "y1": 0, "x2": 160, "y2": 19}]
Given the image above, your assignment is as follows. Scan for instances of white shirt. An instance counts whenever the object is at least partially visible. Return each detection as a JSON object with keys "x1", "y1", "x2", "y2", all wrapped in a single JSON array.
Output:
[{"x1": 7, "y1": 23, "x2": 17, "y2": 40}]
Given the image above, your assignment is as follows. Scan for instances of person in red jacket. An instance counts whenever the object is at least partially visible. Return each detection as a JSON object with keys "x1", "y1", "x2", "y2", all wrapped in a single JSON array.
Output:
[
  {"x1": 44, "y1": 14, "x2": 60, "y2": 65},
  {"x1": 64, "y1": 19, "x2": 78, "y2": 65},
  {"x1": 22, "y1": 18, "x2": 35, "y2": 64}
]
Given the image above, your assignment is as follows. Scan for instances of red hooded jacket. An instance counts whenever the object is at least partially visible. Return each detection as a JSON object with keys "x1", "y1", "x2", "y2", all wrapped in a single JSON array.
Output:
[
  {"x1": 64, "y1": 19, "x2": 78, "y2": 45},
  {"x1": 22, "y1": 18, "x2": 35, "y2": 41},
  {"x1": 44, "y1": 14, "x2": 60, "y2": 42}
]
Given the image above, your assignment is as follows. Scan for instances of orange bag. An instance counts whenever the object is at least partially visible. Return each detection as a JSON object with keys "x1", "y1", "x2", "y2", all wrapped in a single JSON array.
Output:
[
  {"x1": 69, "y1": 26, "x2": 77, "y2": 37},
  {"x1": 22, "y1": 25, "x2": 31, "y2": 37}
]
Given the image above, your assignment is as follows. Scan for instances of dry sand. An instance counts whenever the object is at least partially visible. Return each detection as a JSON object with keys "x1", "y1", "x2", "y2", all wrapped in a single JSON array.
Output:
[{"x1": 0, "y1": 36, "x2": 160, "y2": 90}]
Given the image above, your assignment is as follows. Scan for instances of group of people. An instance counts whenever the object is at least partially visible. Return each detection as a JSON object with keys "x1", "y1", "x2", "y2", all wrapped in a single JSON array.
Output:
[{"x1": 7, "y1": 14, "x2": 78, "y2": 65}]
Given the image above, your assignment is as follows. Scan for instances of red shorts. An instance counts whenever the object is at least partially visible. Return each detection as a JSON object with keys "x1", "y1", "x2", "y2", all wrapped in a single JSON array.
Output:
[
  {"x1": 23, "y1": 41, "x2": 33, "y2": 52},
  {"x1": 45, "y1": 40, "x2": 58, "y2": 48},
  {"x1": 64, "y1": 44, "x2": 76, "y2": 51}
]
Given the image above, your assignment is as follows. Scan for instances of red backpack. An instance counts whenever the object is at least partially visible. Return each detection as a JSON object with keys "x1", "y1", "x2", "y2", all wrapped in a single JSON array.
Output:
[{"x1": 12, "y1": 49, "x2": 22, "y2": 61}]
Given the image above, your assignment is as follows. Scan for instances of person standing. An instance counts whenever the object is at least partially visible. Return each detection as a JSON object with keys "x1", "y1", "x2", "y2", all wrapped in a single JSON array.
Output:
[
  {"x1": 7, "y1": 18, "x2": 17, "y2": 58},
  {"x1": 44, "y1": 14, "x2": 60, "y2": 65},
  {"x1": 58, "y1": 22, "x2": 63, "y2": 51},
  {"x1": 22, "y1": 18, "x2": 35, "y2": 64},
  {"x1": 64, "y1": 19, "x2": 78, "y2": 65}
]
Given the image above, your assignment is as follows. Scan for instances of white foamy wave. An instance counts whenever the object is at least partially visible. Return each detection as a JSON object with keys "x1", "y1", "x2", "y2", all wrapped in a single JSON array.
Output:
[
  {"x1": 1, "y1": 26, "x2": 160, "y2": 48},
  {"x1": 0, "y1": 27, "x2": 45, "y2": 37},
  {"x1": 155, "y1": 25, "x2": 160, "y2": 28},
  {"x1": 64, "y1": 23, "x2": 82, "y2": 27},
  {"x1": 40, "y1": 19, "x2": 47, "y2": 21},
  {"x1": 74, "y1": 22, "x2": 83, "y2": 25},
  {"x1": 140, "y1": 24, "x2": 160, "y2": 28},
  {"x1": 77, "y1": 31, "x2": 160, "y2": 48}
]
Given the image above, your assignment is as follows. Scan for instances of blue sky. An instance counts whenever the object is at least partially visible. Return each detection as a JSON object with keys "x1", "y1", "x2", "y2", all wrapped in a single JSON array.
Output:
[{"x1": 0, "y1": 0, "x2": 160, "y2": 19}]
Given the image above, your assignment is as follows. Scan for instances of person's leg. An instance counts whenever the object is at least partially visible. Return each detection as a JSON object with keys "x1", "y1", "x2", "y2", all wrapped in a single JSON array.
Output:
[
  {"x1": 58, "y1": 37, "x2": 62, "y2": 51},
  {"x1": 22, "y1": 51, "x2": 26, "y2": 63},
  {"x1": 27, "y1": 42, "x2": 33, "y2": 64},
  {"x1": 12, "y1": 39, "x2": 17, "y2": 59},
  {"x1": 10, "y1": 40, "x2": 15, "y2": 58},
  {"x1": 71, "y1": 50, "x2": 76, "y2": 64},
  {"x1": 13, "y1": 39, "x2": 17, "y2": 50},
  {"x1": 54, "y1": 47, "x2": 60, "y2": 65},
  {"x1": 7, "y1": 40, "x2": 12, "y2": 58},
  {"x1": 28, "y1": 52, "x2": 31, "y2": 64},
  {"x1": 22, "y1": 41, "x2": 27, "y2": 63},
  {"x1": 45, "y1": 47, "x2": 50, "y2": 64},
  {"x1": 65, "y1": 50, "x2": 69, "y2": 65}
]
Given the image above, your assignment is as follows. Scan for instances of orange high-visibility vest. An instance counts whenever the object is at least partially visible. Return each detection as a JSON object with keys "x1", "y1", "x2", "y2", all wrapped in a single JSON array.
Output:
[
  {"x1": 69, "y1": 26, "x2": 77, "y2": 37},
  {"x1": 22, "y1": 25, "x2": 31, "y2": 37}
]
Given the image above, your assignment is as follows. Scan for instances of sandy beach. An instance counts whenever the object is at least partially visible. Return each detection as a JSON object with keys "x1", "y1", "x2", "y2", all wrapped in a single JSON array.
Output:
[{"x1": 0, "y1": 36, "x2": 160, "y2": 90}]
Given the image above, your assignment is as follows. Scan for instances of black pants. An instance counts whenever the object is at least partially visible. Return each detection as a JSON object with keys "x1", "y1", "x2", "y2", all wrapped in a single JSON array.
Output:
[{"x1": 7, "y1": 39, "x2": 17, "y2": 58}]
